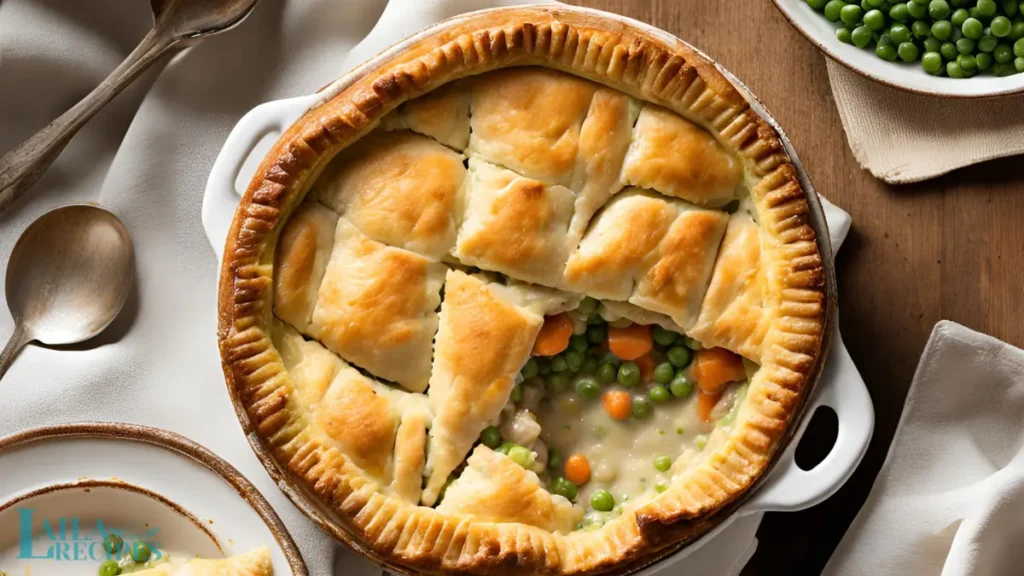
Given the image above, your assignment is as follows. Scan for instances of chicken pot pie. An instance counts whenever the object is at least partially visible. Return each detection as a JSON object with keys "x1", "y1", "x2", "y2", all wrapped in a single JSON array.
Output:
[{"x1": 218, "y1": 8, "x2": 826, "y2": 575}]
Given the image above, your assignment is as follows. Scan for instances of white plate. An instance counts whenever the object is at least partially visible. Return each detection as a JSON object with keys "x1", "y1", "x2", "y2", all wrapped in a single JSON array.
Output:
[
  {"x1": 773, "y1": 0, "x2": 1024, "y2": 98},
  {"x1": 0, "y1": 423, "x2": 307, "y2": 576}
]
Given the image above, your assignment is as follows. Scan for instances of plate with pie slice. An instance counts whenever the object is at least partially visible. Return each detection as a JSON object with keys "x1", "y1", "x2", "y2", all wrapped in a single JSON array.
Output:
[
  {"x1": 0, "y1": 423, "x2": 306, "y2": 576},
  {"x1": 205, "y1": 5, "x2": 873, "y2": 575}
]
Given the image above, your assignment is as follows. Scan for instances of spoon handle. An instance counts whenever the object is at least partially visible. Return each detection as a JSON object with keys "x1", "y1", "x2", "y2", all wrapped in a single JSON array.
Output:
[
  {"x1": 0, "y1": 28, "x2": 177, "y2": 215},
  {"x1": 0, "y1": 321, "x2": 31, "y2": 381}
]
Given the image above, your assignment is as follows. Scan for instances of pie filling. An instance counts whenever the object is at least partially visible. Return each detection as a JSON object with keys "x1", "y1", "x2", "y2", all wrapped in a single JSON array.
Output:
[{"x1": 268, "y1": 66, "x2": 771, "y2": 536}]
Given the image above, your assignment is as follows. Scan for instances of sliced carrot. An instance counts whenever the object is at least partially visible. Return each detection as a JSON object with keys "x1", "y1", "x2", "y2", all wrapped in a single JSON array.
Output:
[
  {"x1": 607, "y1": 324, "x2": 653, "y2": 361},
  {"x1": 564, "y1": 454, "x2": 592, "y2": 485},
  {"x1": 634, "y1": 352, "x2": 657, "y2": 384},
  {"x1": 697, "y1": 390, "x2": 724, "y2": 422},
  {"x1": 533, "y1": 313, "x2": 573, "y2": 356},
  {"x1": 602, "y1": 390, "x2": 632, "y2": 420},
  {"x1": 693, "y1": 347, "x2": 746, "y2": 394}
]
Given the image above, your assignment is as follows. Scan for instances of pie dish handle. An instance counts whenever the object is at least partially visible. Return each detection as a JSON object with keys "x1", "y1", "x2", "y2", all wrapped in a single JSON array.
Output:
[
  {"x1": 202, "y1": 95, "x2": 317, "y2": 263},
  {"x1": 743, "y1": 328, "x2": 874, "y2": 514}
]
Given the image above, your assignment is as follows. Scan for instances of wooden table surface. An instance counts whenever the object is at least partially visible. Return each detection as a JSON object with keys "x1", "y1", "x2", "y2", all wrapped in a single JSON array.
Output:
[{"x1": 565, "y1": 0, "x2": 1024, "y2": 573}]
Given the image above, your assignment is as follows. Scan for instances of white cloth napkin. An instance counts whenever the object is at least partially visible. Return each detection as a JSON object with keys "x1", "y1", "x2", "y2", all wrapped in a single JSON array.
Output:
[
  {"x1": 0, "y1": 1, "x2": 851, "y2": 574},
  {"x1": 825, "y1": 320, "x2": 1024, "y2": 575},
  {"x1": 827, "y1": 60, "x2": 1024, "y2": 184}
]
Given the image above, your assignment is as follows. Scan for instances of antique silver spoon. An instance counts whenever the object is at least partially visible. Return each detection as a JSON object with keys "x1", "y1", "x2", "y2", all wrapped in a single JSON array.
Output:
[
  {"x1": 0, "y1": 205, "x2": 134, "y2": 380},
  {"x1": 0, "y1": 0, "x2": 261, "y2": 215}
]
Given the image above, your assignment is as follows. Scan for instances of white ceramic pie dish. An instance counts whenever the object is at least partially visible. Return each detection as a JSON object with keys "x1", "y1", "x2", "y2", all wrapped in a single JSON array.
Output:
[
  {"x1": 201, "y1": 5, "x2": 875, "y2": 573},
  {"x1": 773, "y1": 0, "x2": 1024, "y2": 98}
]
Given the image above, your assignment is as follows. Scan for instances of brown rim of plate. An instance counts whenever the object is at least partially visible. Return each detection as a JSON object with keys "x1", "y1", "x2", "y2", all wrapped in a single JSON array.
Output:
[
  {"x1": 0, "y1": 422, "x2": 309, "y2": 576},
  {"x1": 0, "y1": 479, "x2": 224, "y2": 556},
  {"x1": 769, "y1": 0, "x2": 1024, "y2": 100},
  {"x1": 214, "y1": 5, "x2": 838, "y2": 574}
]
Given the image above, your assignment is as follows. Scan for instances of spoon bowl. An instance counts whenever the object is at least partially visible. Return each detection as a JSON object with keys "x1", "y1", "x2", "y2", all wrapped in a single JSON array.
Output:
[{"x1": 1, "y1": 205, "x2": 134, "y2": 379}]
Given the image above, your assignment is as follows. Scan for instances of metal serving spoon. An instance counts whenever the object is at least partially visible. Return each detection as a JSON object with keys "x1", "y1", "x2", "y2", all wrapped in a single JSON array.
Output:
[
  {"x1": 0, "y1": 0, "x2": 261, "y2": 215},
  {"x1": 0, "y1": 205, "x2": 134, "y2": 380}
]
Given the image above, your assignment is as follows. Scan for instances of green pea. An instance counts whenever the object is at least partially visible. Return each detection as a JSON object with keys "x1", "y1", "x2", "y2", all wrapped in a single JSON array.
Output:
[
  {"x1": 131, "y1": 541, "x2": 152, "y2": 563},
  {"x1": 535, "y1": 356, "x2": 551, "y2": 375},
  {"x1": 976, "y1": 51, "x2": 994, "y2": 69},
  {"x1": 866, "y1": 0, "x2": 885, "y2": 7},
  {"x1": 908, "y1": 1, "x2": 928, "y2": 18},
  {"x1": 651, "y1": 325, "x2": 678, "y2": 346},
  {"x1": 596, "y1": 351, "x2": 618, "y2": 368},
  {"x1": 581, "y1": 355, "x2": 599, "y2": 374},
  {"x1": 979, "y1": 35, "x2": 999, "y2": 51},
  {"x1": 956, "y1": 37, "x2": 976, "y2": 53},
  {"x1": 808, "y1": 0, "x2": 829, "y2": 9},
  {"x1": 564, "y1": 350, "x2": 584, "y2": 371},
  {"x1": 551, "y1": 477, "x2": 577, "y2": 500},
  {"x1": 911, "y1": 0, "x2": 928, "y2": 5},
  {"x1": 991, "y1": 15, "x2": 1013, "y2": 36},
  {"x1": 951, "y1": 7, "x2": 969, "y2": 25},
  {"x1": 655, "y1": 482, "x2": 669, "y2": 494},
  {"x1": 654, "y1": 455, "x2": 673, "y2": 472},
  {"x1": 1010, "y1": 22, "x2": 1024, "y2": 40},
  {"x1": 521, "y1": 358, "x2": 539, "y2": 379},
  {"x1": 577, "y1": 296, "x2": 599, "y2": 315},
  {"x1": 102, "y1": 534, "x2": 123, "y2": 555},
  {"x1": 941, "y1": 41, "x2": 959, "y2": 59},
  {"x1": 586, "y1": 323, "x2": 607, "y2": 344},
  {"x1": 890, "y1": 3, "x2": 911, "y2": 21},
  {"x1": 586, "y1": 312, "x2": 605, "y2": 326},
  {"x1": 963, "y1": 17, "x2": 984, "y2": 39},
  {"x1": 548, "y1": 448, "x2": 563, "y2": 470},
  {"x1": 1016, "y1": 55, "x2": 1024, "y2": 70},
  {"x1": 1015, "y1": 37, "x2": 1024, "y2": 56},
  {"x1": 1005, "y1": 0, "x2": 1020, "y2": 17},
  {"x1": 576, "y1": 376, "x2": 600, "y2": 399},
  {"x1": 899, "y1": 41, "x2": 921, "y2": 60},
  {"x1": 841, "y1": 4, "x2": 864, "y2": 24},
  {"x1": 928, "y1": 0, "x2": 950, "y2": 18},
  {"x1": 864, "y1": 8, "x2": 887, "y2": 28},
  {"x1": 932, "y1": 19, "x2": 953, "y2": 39},
  {"x1": 958, "y1": 53, "x2": 978, "y2": 70},
  {"x1": 947, "y1": 60, "x2": 966, "y2": 76},
  {"x1": 968, "y1": 6, "x2": 982, "y2": 19},
  {"x1": 994, "y1": 60, "x2": 1018, "y2": 74},
  {"x1": 670, "y1": 376, "x2": 694, "y2": 398},
  {"x1": 890, "y1": 23, "x2": 912, "y2": 42},
  {"x1": 590, "y1": 489, "x2": 615, "y2": 511},
  {"x1": 632, "y1": 395, "x2": 652, "y2": 419},
  {"x1": 995, "y1": 42, "x2": 1015, "y2": 61},
  {"x1": 548, "y1": 372, "x2": 570, "y2": 394},
  {"x1": 924, "y1": 36, "x2": 943, "y2": 51},
  {"x1": 617, "y1": 362, "x2": 641, "y2": 387},
  {"x1": 98, "y1": 560, "x2": 121, "y2": 576},
  {"x1": 852, "y1": 25, "x2": 874, "y2": 46},
  {"x1": 922, "y1": 50, "x2": 944, "y2": 72},
  {"x1": 682, "y1": 336, "x2": 702, "y2": 350},
  {"x1": 508, "y1": 445, "x2": 535, "y2": 468},
  {"x1": 825, "y1": 0, "x2": 848, "y2": 21},
  {"x1": 550, "y1": 355, "x2": 568, "y2": 373},
  {"x1": 653, "y1": 362, "x2": 675, "y2": 384},
  {"x1": 596, "y1": 362, "x2": 617, "y2": 384},
  {"x1": 912, "y1": 19, "x2": 931, "y2": 37},
  {"x1": 666, "y1": 346, "x2": 692, "y2": 368},
  {"x1": 480, "y1": 426, "x2": 502, "y2": 449},
  {"x1": 977, "y1": 0, "x2": 998, "y2": 17},
  {"x1": 568, "y1": 334, "x2": 588, "y2": 354},
  {"x1": 511, "y1": 383, "x2": 523, "y2": 403},
  {"x1": 649, "y1": 385, "x2": 671, "y2": 403}
]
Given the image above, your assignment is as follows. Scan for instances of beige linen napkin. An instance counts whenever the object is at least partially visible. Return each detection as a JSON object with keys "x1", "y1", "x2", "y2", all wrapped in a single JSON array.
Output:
[
  {"x1": 825, "y1": 321, "x2": 1024, "y2": 575},
  {"x1": 827, "y1": 60, "x2": 1024, "y2": 184}
]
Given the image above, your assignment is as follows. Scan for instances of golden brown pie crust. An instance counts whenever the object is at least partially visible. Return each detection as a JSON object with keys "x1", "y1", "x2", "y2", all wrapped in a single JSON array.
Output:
[{"x1": 217, "y1": 7, "x2": 825, "y2": 575}]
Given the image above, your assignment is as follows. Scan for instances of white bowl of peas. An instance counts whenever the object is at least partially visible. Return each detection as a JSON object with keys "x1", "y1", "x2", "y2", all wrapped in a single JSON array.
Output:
[{"x1": 774, "y1": 0, "x2": 1024, "y2": 97}]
